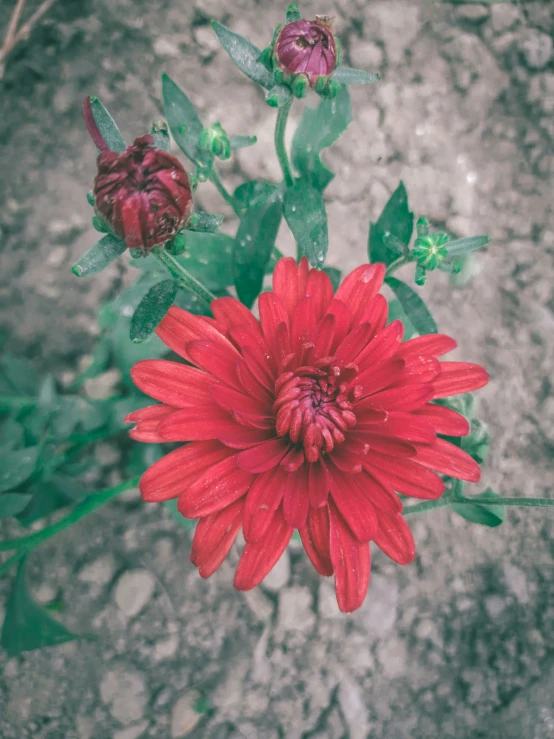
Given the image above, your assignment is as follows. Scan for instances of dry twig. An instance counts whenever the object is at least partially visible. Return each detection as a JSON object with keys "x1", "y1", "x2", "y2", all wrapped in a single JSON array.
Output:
[{"x1": 0, "y1": 0, "x2": 60, "y2": 79}]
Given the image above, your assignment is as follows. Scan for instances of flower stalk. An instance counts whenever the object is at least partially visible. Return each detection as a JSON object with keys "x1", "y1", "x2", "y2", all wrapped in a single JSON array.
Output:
[
  {"x1": 275, "y1": 98, "x2": 294, "y2": 187},
  {"x1": 153, "y1": 249, "x2": 217, "y2": 306}
]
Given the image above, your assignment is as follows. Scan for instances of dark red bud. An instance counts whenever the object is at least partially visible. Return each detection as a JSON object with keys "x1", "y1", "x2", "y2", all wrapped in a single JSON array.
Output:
[
  {"x1": 275, "y1": 18, "x2": 337, "y2": 86},
  {"x1": 93, "y1": 136, "x2": 193, "y2": 251}
]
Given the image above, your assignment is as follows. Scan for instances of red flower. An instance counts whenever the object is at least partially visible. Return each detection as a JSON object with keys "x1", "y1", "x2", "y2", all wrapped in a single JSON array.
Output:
[
  {"x1": 275, "y1": 18, "x2": 338, "y2": 86},
  {"x1": 126, "y1": 258, "x2": 488, "y2": 612},
  {"x1": 93, "y1": 136, "x2": 193, "y2": 250},
  {"x1": 84, "y1": 99, "x2": 193, "y2": 250}
]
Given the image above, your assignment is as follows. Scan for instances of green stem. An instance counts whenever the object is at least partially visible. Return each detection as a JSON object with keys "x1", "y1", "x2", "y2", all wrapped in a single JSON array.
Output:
[
  {"x1": 209, "y1": 168, "x2": 241, "y2": 217},
  {"x1": 385, "y1": 256, "x2": 411, "y2": 278},
  {"x1": 404, "y1": 495, "x2": 554, "y2": 516},
  {"x1": 0, "y1": 550, "x2": 25, "y2": 578},
  {"x1": 0, "y1": 476, "x2": 140, "y2": 554},
  {"x1": 275, "y1": 98, "x2": 294, "y2": 187},
  {"x1": 153, "y1": 249, "x2": 216, "y2": 306}
]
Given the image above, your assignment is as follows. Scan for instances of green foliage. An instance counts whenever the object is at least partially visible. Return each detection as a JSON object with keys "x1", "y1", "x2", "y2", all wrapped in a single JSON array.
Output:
[
  {"x1": 0, "y1": 446, "x2": 39, "y2": 494},
  {"x1": 162, "y1": 74, "x2": 209, "y2": 167},
  {"x1": 72, "y1": 234, "x2": 127, "y2": 277},
  {"x1": 368, "y1": 182, "x2": 414, "y2": 266},
  {"x1": 445, "y1": 235, "x2": 489, "y2": 257},
  {"x1": 188, "y1": 212, "x2": 224, "y2": 233},
  {"x1": 87, "y1": 96, "x2": 126, "y2": 153},
  {"x1": 332, "y1": 67, "x2": 380, "y2": 85},
  {"x1": 385, "y1": 277, "x2": 438, "y2": 335},
  {"x1": 1, "y1": 557, "x2": 80, "y2": 656},
  {"x1": 291, "y1": 85, "x2": 352, "y2": 191},
  {"x1": 234, "y1": 180, "x2": 280, "y2": 210},
  {"x1": 234, "y1": 199, "x2": 282, "y2": 307},
  {"x1": 130, "y1": 279, "x2": 178, "y2": 343},
  {"x1": 229, "y1": 134, "x2": 257, "y2": 150},
  {"x1": 450, "y1": 488, "x2": 505, "y2": 528},
  {"x1": 211, "y1": 21, "x2": 274, "y2": 90},
  {"x1": 265, "y1": 84, "x2": 293, "y2": 108},
  {"x1": 387, "y1": 298, "x2": 416, "y2": 340},
  {"x1": 283, "y1": 182, "x2": 328, "y2": 268}
]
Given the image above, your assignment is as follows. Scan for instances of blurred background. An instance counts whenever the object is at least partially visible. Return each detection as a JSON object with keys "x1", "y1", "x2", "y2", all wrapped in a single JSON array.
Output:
[{"x1": 0, "y1": 1, "x2": 553, "y2": 737}]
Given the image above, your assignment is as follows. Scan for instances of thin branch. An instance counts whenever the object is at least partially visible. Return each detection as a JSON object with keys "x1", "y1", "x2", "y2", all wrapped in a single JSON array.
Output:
[{"x1": 0, "y1": 0, "x2": 60, "y2": 79}]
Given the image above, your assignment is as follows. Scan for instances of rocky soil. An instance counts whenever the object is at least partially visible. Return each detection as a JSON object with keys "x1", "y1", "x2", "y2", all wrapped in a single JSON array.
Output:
[{"x1": 0, "y1": 1, "x2": 553, "y2": 737}]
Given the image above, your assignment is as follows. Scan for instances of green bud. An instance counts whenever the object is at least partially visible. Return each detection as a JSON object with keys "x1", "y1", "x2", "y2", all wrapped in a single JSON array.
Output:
[
  {"x1": 86, "y1": 190, "x2": 95, "y2": 207},
  {"x1": 273, "y1": 68, "x2": 286, "y2": 85},
  {"x1": 259, "y1": 47, "x2": 274, "y2": 71},
  {"x1": 198, "y1": 122, "x2": 231, "y2": 161},
  {"x1": 416, "y1": 216, "x2": 429, "y2": 238},
  {"x1": 167, "y1": 231, "x2": 186, "y2": 256},
  {"x1": 325, "y1": 79, "x2": 341, "y2": 99},
  {"x1": 286, "y1": 4, "x2": 302, "y2": 22},
  {"x1": 415, "y1": 264, "x2": 427, "y2": 286},
  {"x1": 129, "y1": 248, "x2": 145, "y2": 259},
  {"x1": 314, "y1": 76, "x2": 329, "y2": 95},
  {"x1": 291, "y1": 74, "x2": 308, "y2": 98},
  {"x1": 92, "y1": 215, "x2": 110, "y2": 233},
  {"x1": 266, "y1": 93, "x2": 280, "y2": 108},
  {"x1": 412, "y1": 232, "x2": 448, "y2": 271}
]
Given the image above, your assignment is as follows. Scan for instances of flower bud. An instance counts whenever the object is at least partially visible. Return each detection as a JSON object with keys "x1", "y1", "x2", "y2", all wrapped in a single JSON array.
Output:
[
  {"x1": 93, "y1": 135, "x2": 193, "y2": 251},
  {"x1": 412, "y1": 233, "x2": 448, "y2": 271},
  {"x1": 274, "y1": 16, "x2": 338, "y2": 89},
  {"x1": 198, "y1": 122, "x2": 231, "y2": 161}
]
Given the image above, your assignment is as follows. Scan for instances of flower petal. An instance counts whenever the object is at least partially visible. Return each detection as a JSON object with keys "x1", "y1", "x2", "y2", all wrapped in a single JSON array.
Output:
[
  {"x1": 178, "y1": 454, "x2": 254, "y2": 518},
  {"x1": 236, "y1": 438, "x2": 291, "y2": 473},
  {"x1": 243, "y1": 466, "x2": 287, "y2": 542},
  {"x1": 217, "y1": 426, "x2": 276, "y2": 449},
  {"x1": 258, "y1": 291, "x2": 290, "y2": 345},
  {"x1": 334, "y1": 323, "x2": 373, "y2": 365},
  {"x1": 211, "y1": 297, "x2": 261, "y2": 333},
  {"x1": 272, "y1": 256, "x2": 302, "y2": 321},
  {"x1": 334, "y1": 263, "x2": 385, "y2": 324},
  {"x1": 209, "y1": 383, "x2": 272, "y2": 416},
  {"x1": 396, "y1": 333, "x2": 457, "y2": 360},
  {"x1": 305, "y1": 268, "x2": 334, "y2": 321},
  {"x1": 356, "y1": 320, "x2": 404, "y2": 371},
  {"x1": 328, "y1": 465, "x2": 378, "y2": 542},
  {"x1": 283, "y1": 465, "x2": 310, "y2": 528},
  {"x1": 357, "y1": 411, "x2": 436, "y2": 444},
  {"x1": 413, "y1": 438, "x2": 481, "y2": 482},
  {"x1": 300, "y1": 505, "x2": 333, "y2": 576},
  {"x1": 356, "y1": 384, "x2": 434, "y2": 413},
  {"x1": 413, "y1": 404, "x2": 470, "y2": 436},
  {"x1": 432, "y1": 362, "x2": 489, "y2": 398},
  {"x1": 190, "y1": 498, "x2": 244, "y2": 578},
  {"x1": 234, "y1": 506, "x2": 293, "y2": 590},
  {"x1": 354, "y1": 359, "x2": 406, "y2": 399},
  {"x1": 291, "y1": 297, "x2": 316, "y2": 355},
  {"x1": 156, "y1": 306, "x2": 237, "y2": 363},
  {"x1": 354, "y1": 471, "x2": 403, "y2": 514},
  {"x1": 140, "y1": 441, "x2": 232, "y2": 502},
  {"x1": 329, "y1": 500, "x2": 371, "y2": 613},
  {"x1": 130, "y1": 360, "x2": 215, "y2": 407},
  {"x1": 126, "y1": 403, "x2": 176, "y2": 442},
  {"x1": 364, "y1": 453, "x2": 445, "y2": 499},
  {"x1": 322, "y1": 299, "x2": 351, "y2": 353},
  {"x1": 308, "y1": 459, "x2": 330, "y2": 508},
  {"x1": 157, "y1": 406, "x2": 242, "y2": 441},
  {"x1": 186, "y1": 340, "x2": 243, "y2": 391},
  {"x1": 373, "y1": 510, "x2": 415, "y2": 565},
  {"x1": 357, "y1": 294, "x2": 388, "y2": 335}
]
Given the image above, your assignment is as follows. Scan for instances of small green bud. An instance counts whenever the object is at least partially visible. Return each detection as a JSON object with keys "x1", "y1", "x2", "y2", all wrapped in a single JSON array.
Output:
[
  {"x1": 129, "y1": 248, "x2": 145, "y2": 259},
  {"x1": 86, "y1": 190, "x2": 95, "y2": 207},
  {"x1": 412, "y1": 233, "x2": 448, "y2": 271},
  {"x1": 286, "y1": 4, "x2": 302, "y2": 22},
  {"x1": 314, "y1": 76, "x2": 329, "y2": 95},
  {"x1": 273, "y1": 68, "x2": 286, "y2": 85},
  {"x1": 325, "y1": 79, "x2": 341, "y2": 98},
  {"x1": 259, "y1": 47, "x2": 274, "y2": 71},
  {"x1": 291, "y1": 74, "x2": 308, "y2": 98},
  {"x1": 92, "y1": 215, "x2": 110, "y2": 233},
  {"x1": 266, "y1": 93, "x2": 280, "y2": 108},
  {"x1": 198, "y1": 122, "x2": 231, "y2": 161},
  {"x1": 416, "y1": 216, "x2": 429, "y2": 238},
  {"x1": 415, "y1": 264, "x2": 427, "y2": 286},
  {"x1": 167, "y1": 231, "x2": 186, "y2": 256}
]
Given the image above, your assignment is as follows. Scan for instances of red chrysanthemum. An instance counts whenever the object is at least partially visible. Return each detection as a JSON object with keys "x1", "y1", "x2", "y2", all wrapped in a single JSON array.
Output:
[{"x1": 126, "y1": 258, "x2": 488, "y2": 612}]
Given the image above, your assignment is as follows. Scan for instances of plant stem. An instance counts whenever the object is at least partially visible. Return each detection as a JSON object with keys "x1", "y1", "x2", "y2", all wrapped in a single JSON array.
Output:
[
  {"x1": 275, "y1": 99, "x2": 294, "y2": 187},
  {"x1": 385, "y1": 256, "x2": 410, "y2": 278},
  {"x1": 0, "y1": 550, "x2": 25, "y2": 578},
  {"x1": 209, "y1": 168, "x2": 240, "y2": 217},
  {"x1": 153, "y1": 249, "x2": 216, "y2": 306},
  {"x1": 0, "y1": 476, "x2": 140, "y2": 554},
  {"x1": 403, "y1": 495, "x2": 554, "y2": 516}
]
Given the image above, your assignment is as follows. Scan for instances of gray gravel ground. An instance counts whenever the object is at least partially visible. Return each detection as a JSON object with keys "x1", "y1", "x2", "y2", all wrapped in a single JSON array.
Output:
[{"x1": 0, "y1": 1, "x2": 553, "y2": 737}]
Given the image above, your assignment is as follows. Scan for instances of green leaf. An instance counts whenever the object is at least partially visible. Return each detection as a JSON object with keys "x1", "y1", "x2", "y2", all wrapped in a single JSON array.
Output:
[
  {"x1": 368, "y1": 182, "x2": 413, "y2": 266},
  {"x1": 445, "y1": 235, "x2": 489, "y2": 257},
  {"x1": 0, "y1": 355, "x2": 40, "y2": 395},
  {"x1": 234, "y1": 180, "x2": 280, "y2": 210},
  {"x1": 385, "y1": 277, "x2": 438, "y2": 335},
  {"x1": 212, "y1": 21, "x2": 274, "y2": 89},
  {"x1": 130, "y1": 279, "x2": 178, "y2": 343},
  {"x1": 162, "y1": 74, "x2": 208, "y2": 166},
  {"x1": 0, "y1": 493, "x2": 33, "y2": 518},
  {"x1": 332, "y1": 67, "x2": 380, "y2": 85},
  {"x1": 188, "y1": 212, "x2": 224, "y2": 233},
  {"x1": 87, "y1": 96, "x2": 126, "y2": 153},
  {"x1": 72, "y1": 234, "x2": 127, "y2": 277},
  {"x1": 291, "y1": 85, "x2": 352, "y2": 191},
  {"x1": 164, "y1": 500, "x2": 196, "y2": 530},
  {"x1": 15, "y1": 483, "x2": 71, "y2": 527},
  {"x1": 0, "y1": 419, "x2": 25, "y2": 450},
  {"x1": 0, "y1": 446, "x2": 39, "y2": 494},
  {"x1": 387, "y1": 298, "x2": 416, "y2": 340},
  {"x1": 1, "y1": 557, "x2": 80, "y2": 656},
  {"x1": 229, "y1": 135, "x2": 257, "y2": 150},
  {"x1": 450, "y1": 488, "x2": 505, "y2": 528},
  {"x1": 461, "y1": 418, "x2": 490, "y2": 464},
  {"x1": 265, "y1": 84, "x2": 292, "y2": 107},
  {"x1": 323, "y1": 267, "x2": 341, "y2": 292},
  {"x1": 234, "y1": 200, "x2": 282, "y2": 307},
  {"x1": 283, "y1": 182, "x2": 328, "y2": 268},
  {"x1": 286, "y1": 4, "x2": 302, "y2": 22},
  {"x1": 177, "y1": 232, "x2": 235, "y2": 292}
]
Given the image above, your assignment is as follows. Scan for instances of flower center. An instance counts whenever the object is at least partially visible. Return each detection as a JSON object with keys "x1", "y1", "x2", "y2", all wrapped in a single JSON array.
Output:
[{"x1": 274, "y1": 359, "x2": 358, "y2": 463}]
